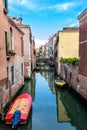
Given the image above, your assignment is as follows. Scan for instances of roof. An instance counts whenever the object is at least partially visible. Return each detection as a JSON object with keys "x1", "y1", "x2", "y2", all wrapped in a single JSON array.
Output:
[
  {"x1": 18, "y1": 24, "x2": 31, "y2": 30},
  {"x1": 12, "y1": 17, "x2": 31, "y2": 30},
  {"x1": 8, "y1": 17, "x2": 24, "y2": 35},
  {"x1": 58, "y1": 27, "x2": 79, "y2": 33},
  {"x1": 77, "y1": 8, "x2": 87, "y2": 20}
]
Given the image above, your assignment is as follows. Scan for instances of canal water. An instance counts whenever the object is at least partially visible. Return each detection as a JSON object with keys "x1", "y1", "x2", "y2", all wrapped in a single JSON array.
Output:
[{"x1": 1, "y1": 68, "x2": 87, "y2": 130}]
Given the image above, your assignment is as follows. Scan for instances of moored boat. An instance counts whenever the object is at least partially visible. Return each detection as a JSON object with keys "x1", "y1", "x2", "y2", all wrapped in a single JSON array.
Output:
[
  {"x1": 55, "y1": 78, "x2": 66, "y2": 87},
  {"x1": 5, "y1": 93, "x2": 32, "y2": 127}
]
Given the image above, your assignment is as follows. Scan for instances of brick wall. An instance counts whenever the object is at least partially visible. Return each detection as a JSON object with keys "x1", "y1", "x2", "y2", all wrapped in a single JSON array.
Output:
[
  {"x1": 60, "y1": 62, "x2": 87, "y2": 100},
  {"x1": 79, "y1": 15, "x2": 87, "y2": 76},
  {"x1": 60, "y1": 62, "x2": 78, "y2": 90}
]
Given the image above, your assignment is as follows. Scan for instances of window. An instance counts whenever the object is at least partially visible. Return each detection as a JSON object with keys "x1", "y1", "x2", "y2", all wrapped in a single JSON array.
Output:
[
  {"x1": 3, "y1": 0, "x2": 8, "y2": 14},
  {"x1": 11, "y1": 66, "x2": 14, "y2": 84},
  {"x1": 3, "y1": 0, "x2": 8, "y2": 9},
  {"x1": 21, "y1": 63, "x2": 23, "y2": 76},
  {"x1": 21, "y1": 37, "x2": 24, "y2": 56},
  {"x1": 10, "y1": 28, "x2": 13, "y2": 50},
  {"x1": 6, "y1": 67, "x2": 9, "y2": 90},
  {"x1": 5, "y1": 31, "x2": 9, "y2": 55}
]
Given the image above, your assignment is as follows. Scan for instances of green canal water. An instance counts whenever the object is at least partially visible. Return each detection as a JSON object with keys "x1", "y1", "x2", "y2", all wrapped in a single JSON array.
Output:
[{"x1": 1, "y1": 69, "x2": 87, "y2": 130}]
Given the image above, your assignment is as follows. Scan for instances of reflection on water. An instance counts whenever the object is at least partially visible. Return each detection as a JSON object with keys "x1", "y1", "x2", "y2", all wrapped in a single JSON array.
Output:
[
  {"x1": 56, "y1": 91, "x2": 71, "y2": 122},
  {"x1": 60, "y1": 89, "x2": 87, "y2": 130},
  {"x1": 40, "y1": 68, "x2": 56, "y2": 94},
  {"x1": 1, "y1": 68, "x2": 87, "y2": 130}
]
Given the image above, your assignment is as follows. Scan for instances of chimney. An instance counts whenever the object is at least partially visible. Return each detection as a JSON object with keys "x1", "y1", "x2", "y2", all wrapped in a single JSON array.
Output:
[
  {"x1": 12, "y1": 17, "x2": 22, "y2": 24},
  {"x1": 17, "y1": 17, "x2": 22, "y2": 24}
]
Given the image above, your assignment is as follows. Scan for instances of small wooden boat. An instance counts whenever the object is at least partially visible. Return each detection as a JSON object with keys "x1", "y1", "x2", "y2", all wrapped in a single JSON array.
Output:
[
  {"x1": 5, "y1": 93, "x2": 32, "y2": 127},
  {"x1": 55, "y1": 78, "x2": 66, "y2": 87}
]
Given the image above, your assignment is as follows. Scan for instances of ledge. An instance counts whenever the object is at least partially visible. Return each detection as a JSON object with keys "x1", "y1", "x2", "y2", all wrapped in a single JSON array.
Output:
[{"x1": 7, "y1": 50, "x2": 16, "y2": 56}]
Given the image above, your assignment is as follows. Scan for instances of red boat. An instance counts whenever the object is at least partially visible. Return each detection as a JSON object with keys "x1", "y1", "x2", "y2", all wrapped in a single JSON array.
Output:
[{"x1": 5, "y1": 93, "x2": 32, "y2": 125}]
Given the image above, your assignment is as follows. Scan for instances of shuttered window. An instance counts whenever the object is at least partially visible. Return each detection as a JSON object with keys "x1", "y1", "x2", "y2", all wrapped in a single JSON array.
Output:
[
  {"x1": 11, "y1": 66, "x2": 14, "y2": 84},
  {"x1": 5, "y1": 31, "x2": 9, "y2": 55},
  {"x1": 21, "y1": 63, "x2": 23, "y2": 76},
  {"x1": 21, "y1": 37, "x2": 24, "y2": 56},
  {"x1": 3, "y1": 0, "x2": 8, "y2": 9},
  {"x1": 10, "y1": 27, "x2": 13, "y2": 50}
]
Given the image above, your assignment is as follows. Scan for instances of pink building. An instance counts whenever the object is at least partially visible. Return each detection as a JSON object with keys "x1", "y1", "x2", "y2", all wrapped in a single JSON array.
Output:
[
  {"x1": 7, "y1": 17, "x2": 24, "y2": 99},
  {"x1": 12, "y1": 17, "x2": 32, "y2": 79},
  {"x1": 0, "y1": 0, "x2": 24, "y2": 114},
  {"x1": 0, "y1": 0, "x2": 9, "y2": 112},
  {"x1": 48, "y1": 34, "x2": 57, "y2": 61},
  {"x1": 0, "y1": 0, "x2": 8, "y2": 85},
  {"x1": 31, "y1": 38, "x2": 36, "y2": 70}
]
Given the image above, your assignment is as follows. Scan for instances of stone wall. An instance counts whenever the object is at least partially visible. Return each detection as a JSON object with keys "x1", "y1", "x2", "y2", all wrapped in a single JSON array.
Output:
[
  {"x1": 60, "y1": 62, "x2": 78, "y2": 91},
  {"x1": 60, "y1": 62, "x2": 87, "y2": 100},
  {"x1": 1, "y1": 77, "x2": 24, "y2": 108}
]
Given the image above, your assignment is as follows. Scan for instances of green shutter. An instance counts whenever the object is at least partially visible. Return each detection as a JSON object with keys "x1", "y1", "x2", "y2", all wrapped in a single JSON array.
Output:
[
  {"x1": 7, "y1": 32, "x2": 9, "y2": 51},
  {"x1": 4, "y1": 0, "x2": 8, "y2": 9},
  {"x1": 5, "y1": 31, "x2": 9, "y2": 55}
]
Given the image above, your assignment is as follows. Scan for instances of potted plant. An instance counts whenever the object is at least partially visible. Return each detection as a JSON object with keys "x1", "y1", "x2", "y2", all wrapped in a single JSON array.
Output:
[{"x1": 7, "y1": 49, "x2": 16, "y2": 56}]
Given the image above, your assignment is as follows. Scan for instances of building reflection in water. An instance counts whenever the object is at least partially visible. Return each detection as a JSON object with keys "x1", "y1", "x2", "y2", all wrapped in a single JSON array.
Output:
[
  {"x1": 56, "y1": 89, "x2": 71, "y2": 123},
  {"x1": 21, "y1": 72, "x2": 36, "y2": 102},
  {"x1": 40, "y1": 67, "x2": 56, "y2": 94},
  {"x1": 24, "y1": 70, "x2": 87, "y2": 130},
  {"x1": 2, "y1": 67, "x2": 87, "y2": 130},
  {"x1": 56, "y1": 88, "x2": 87, "y2": 130}
]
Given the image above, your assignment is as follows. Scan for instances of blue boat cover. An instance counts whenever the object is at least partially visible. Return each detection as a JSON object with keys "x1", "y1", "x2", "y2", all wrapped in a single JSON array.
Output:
[{"x1": 12, "y1": 110, "x2": 21, "y2": 128}]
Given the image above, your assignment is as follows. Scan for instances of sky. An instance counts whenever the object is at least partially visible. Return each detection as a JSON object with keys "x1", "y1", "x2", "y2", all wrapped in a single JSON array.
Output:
[{"x1": 8, "y1": 0, "x2": 87, "y2": 48}]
